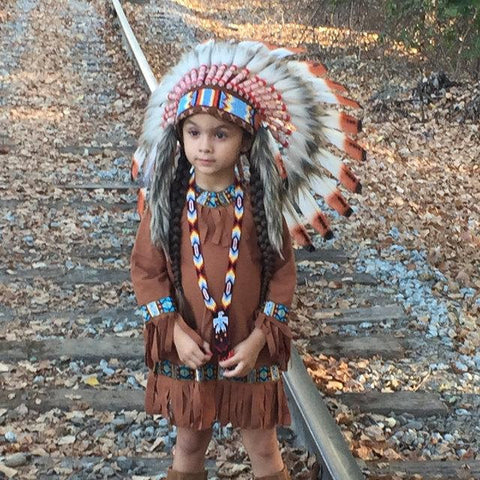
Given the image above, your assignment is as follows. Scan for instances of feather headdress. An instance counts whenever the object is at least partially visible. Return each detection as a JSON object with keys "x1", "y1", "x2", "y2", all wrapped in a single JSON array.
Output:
[{"x1": 133, "y1": 40, "x2": 365, "y2": 255}]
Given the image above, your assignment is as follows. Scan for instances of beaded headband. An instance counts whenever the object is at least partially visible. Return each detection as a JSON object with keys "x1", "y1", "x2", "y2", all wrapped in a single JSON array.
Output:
[
  {"x1": 176, "y1": 87, "x2": 258, "y2": 133},
  {"x1": 133, "y1": 40, "x2": 366, "y2": 255}
]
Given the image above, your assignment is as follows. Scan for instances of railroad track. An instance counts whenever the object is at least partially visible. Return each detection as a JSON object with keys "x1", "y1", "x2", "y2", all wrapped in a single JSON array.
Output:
[
  {"x1": 1, "y1": 0, "x2": 479, "y2": 479},
  {"x1": 100, "y1": 3, "x2": 480, "y2": 479}
]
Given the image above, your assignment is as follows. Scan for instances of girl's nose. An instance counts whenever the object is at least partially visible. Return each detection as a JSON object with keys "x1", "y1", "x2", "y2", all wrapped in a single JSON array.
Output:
[{"x1": 198, "y1": 134, "x2": 212, "y2": 152}]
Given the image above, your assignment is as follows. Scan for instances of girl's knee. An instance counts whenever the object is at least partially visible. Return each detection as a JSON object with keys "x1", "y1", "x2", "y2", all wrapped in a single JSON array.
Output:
[
  {"x1": 241, "y1": 428, "x2": 279, "y2": 459},
  {"x1": 175, "y1": 428, "x2": 212, "y2": 456},
  {"x1": 241, "y1": 428, "x2": 284, "y2": 477}
]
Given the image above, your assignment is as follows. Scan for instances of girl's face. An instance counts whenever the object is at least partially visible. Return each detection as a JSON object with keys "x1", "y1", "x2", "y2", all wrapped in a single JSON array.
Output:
[{"x1": 182, "y1": 113, "x2": 248, "y2": 190}]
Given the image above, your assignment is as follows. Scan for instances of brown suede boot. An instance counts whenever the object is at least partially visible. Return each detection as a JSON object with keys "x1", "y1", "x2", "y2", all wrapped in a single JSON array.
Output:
[
  {"x1": 255, "y1": 465, "x2": 291, "y2": 480},
  {"x1": 165, "y1": 467, "x2": 208, "y2": 480}
]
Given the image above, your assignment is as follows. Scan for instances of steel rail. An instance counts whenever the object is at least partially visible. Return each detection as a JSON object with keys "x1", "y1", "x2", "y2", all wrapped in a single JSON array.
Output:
[
  {"x1": 283, "y1": 349, "x2": 365, "y2": 479},
  {"x1": 110, "y1": 1, "x2": 365, "y2": 478},
  {"x1": 110, "y1": 0, "x2": 157, "y2": 93}
]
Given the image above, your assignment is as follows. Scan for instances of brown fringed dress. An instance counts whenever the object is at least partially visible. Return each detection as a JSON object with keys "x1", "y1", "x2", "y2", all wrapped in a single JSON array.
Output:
[{"x1": 130, "y1": 188, "x2": 297, "y2": 430}]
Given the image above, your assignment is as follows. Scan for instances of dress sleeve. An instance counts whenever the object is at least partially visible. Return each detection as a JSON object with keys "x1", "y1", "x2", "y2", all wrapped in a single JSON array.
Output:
[
  {"x1": 254, "y1": 219, "x2": 297, "y2": 370},
  {"x1": 131, "y1": 210, "x2": 203, "y2": 369}
]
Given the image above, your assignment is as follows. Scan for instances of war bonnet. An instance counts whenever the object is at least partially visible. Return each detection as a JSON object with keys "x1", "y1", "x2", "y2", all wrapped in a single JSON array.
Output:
[{"x1": 132, "y1": 40, "x2": 365, "y2": 256}]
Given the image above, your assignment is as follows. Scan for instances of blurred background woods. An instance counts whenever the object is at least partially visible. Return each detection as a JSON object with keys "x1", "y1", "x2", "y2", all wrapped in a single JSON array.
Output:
[{"x1": 270, "y1": 0, "x2": 480, "y2": 78}]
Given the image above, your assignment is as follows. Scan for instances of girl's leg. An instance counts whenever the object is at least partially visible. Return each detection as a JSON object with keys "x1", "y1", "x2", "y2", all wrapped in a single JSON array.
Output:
[
  {"x1": 240, "y1": 428, "x2": 287, "y2": 478},
  {"x1": 171, "y1": 427, "x2": 212, "y2": 473}
]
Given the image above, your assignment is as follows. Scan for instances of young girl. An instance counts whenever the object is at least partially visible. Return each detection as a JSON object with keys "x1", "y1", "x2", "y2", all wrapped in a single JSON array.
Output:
[{"x1": 130, "y1": 41, "x2": 364, "y2": 480}]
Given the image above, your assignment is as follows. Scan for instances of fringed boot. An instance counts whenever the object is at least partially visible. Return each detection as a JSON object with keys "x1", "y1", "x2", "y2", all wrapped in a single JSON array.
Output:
[
  {"x1": 165, "y1": 467, "x2": 208, "y2": 479},
  {"x1": 255, "y1": 465, "x2": 291, "y2": 480}
]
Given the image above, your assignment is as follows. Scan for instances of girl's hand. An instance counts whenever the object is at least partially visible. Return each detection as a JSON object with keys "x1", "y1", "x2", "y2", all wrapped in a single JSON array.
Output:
[
  {"x1": 219, "y1": 328, "x2": 266, "y2": 378},
  {"x1": 173, "y1": 322, "x2": 212, "y2": 369}
]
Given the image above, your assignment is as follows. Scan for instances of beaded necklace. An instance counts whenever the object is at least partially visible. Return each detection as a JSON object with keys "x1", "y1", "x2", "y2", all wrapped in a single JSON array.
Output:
[
  {"x1": 195, "y1": 183, "x2": 235, "y2": 207},
  {"x1": 186, "y1": 170, "x2": 244, "y2": 359}
]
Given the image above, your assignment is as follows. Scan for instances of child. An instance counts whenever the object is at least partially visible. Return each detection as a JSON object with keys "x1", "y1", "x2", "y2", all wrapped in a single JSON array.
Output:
[{"x1": 130, "y1": 41, "x2": 364, "y2": 480}]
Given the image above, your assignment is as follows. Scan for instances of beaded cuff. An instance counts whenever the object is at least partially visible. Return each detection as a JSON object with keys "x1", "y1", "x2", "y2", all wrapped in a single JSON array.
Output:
[
  {"x1": 263, "y1": 301, "x2": 289, "y2": 323},
  {"x1": 141, "y1": 296, "x2": 176, "y2": 322}
]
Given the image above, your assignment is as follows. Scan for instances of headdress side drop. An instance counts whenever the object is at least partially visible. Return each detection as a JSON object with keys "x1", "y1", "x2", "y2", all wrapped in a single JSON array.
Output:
[{"x1": 132, "y1": 40, "x2": 366, "y2": 256}]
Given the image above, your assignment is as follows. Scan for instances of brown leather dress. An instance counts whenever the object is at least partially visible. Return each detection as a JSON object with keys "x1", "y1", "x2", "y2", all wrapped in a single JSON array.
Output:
[{"x1": 130, "y1": 192, "x2": 296, "y2": 430}]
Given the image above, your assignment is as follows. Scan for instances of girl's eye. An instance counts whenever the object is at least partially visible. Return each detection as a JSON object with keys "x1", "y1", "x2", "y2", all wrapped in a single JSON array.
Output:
[
  {"x1": 187, "y1": 129, "x2": 199, "y2": 137},
  {"x1": 216, "y1": 131, "x2": 227, "y2": 139}
]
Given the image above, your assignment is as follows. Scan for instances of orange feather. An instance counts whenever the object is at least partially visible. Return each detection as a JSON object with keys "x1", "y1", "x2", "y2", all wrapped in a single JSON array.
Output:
[{"x1": 305, "y1": 61, "x2": 328, "y2": 76}]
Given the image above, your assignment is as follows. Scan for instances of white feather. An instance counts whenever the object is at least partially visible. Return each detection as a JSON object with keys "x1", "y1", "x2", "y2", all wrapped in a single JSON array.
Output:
[
  {"x1": 149, "y1": 85, "x2": 168, "y2": 108},
  {"x1": 287, "y1": 61, "x2": 344, "y2": 96},
  {"x1": 279, "y1": 154, "x2": 306, "y2": 179},
  {"x1": 266, "y1": 128, "x2": 280, "y2": 156},
  {"x1": 323, "y1": 128, "x2": 347, "y2": 151},
  {"x1": 272, "y1": 75, "x2": 303, "y2": 93},
  {"x1": 287, "y1": 60, "x2": 319, "y2": 80},
  {"x1": 210, "y1": 42, "x2": 236, "y2": 66},
  {"x1": 309, "y1": 78, "x2": 340, "y2": 94},
  {"x1": 309, "y1": 174, "x2": 337, "y2": 198},
  {"x1": 315, "y1": 90, "x2": 345, "y2": 105},
  {"x1": 243, "y1": 56, "x2": 271, "y2": 75},
  {"x1": 194, "y1": 41, "x2": 214, "y2": 67},
  {"x1": 238, "y1": 40, "x2": 260, "y2": 49},
  {"x1": 255, "y1": 62, "x2": 288, "y2": 83},
  {"x1": 283, "y1": 198, "x2": 305, "y2": 228},
  {"x1": 238, "y1": 40, "x2": 265, "y2": 55},
  {"x1": 296, "y1": 188, "x2": 321, "y2": 220},
  {"x1": 269, "y1": 47, "x2": 298, "y2": 59},
  {"x1": 279, "y1": 86, "x2": 310, "y2": 105},
  {"x1": 282, "y1": 205, "x2": 297, "y2": 230},
  {"x1": 285, "y1": 130, "x2": 316, "y2": 159},
  {"x1": 154, "y1": 73, "x2": 180, "y2": 105},
  {"x1": 286, "y1": 103, "x2": 318, "y2": 131},
  {"x1": 133, "y1": 146, "x2": 146, "y2": 169},
  {"x1": 142, "y1": 105, "x2": 166, "y2": 146},
  {"x1": 142, "y1": 143, "x2": 159, "y2": 185},
  {"x1": 318, "y1": 113, "x2": 343, "y2": 131},
  {"x1": 159, "y1": 52, "x2": 194, "y2": 88},
  {"x1": 174, "y1": 49, "x2": 198, "y2": 77},
  {"x1": 313, "y1": 148, "x2": 343, "y2": 179},
  {"x1": 232, "y1": 42, "x2": 259, "y2": 67}
]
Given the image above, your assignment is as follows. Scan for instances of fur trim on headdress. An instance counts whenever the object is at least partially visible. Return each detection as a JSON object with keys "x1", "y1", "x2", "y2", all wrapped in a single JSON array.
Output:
[
  {"x1": 147, "y1": 125, "x2": 177, "y2": 254},
  {"x1": 132, "y1": 40, "x2": 365, "y2": 252},
  {"x1": 250, "y1": 127, "x2": 286, "y2": 255}
]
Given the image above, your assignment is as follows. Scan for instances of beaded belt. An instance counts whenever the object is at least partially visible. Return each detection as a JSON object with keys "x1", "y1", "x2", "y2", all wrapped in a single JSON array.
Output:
[{"x1": 154, "y1": 360, "x2": 281, "y2": 383}]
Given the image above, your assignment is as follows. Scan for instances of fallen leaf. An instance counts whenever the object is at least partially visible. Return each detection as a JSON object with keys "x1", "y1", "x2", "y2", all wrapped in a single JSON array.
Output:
[
  {"x1": 57, "y1": 435, "x2": 76, "y2": 445},
  {"x1": 0, "y1": 463, "x2": 18, "y2": 478},
  {"x1": 83, "y1": 375, "x2": 100, "y2": 387}
]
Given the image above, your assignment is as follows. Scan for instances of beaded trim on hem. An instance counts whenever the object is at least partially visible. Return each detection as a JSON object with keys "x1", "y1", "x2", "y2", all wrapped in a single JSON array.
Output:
[
  {"x1": 141, "y1": 296, "x2": 176, "y2": 322},
  {"x1": 194, "y1": 183, "x2": 235, "y2": 207},
  {"x1": 154, "y1": 359, "x2": 281, "y2": 383}
]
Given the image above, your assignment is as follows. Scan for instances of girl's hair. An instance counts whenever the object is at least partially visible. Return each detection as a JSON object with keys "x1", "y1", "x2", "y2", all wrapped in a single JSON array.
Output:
[
  {"x1": 168, "y1": 146, "x2": 275, "y2": 312},
  {"x1": 168, "y1": 149, "x2": 191, "y2": 319},
  {"x1": 249, "y1": 162, "x2": 275, "y2": 305}
]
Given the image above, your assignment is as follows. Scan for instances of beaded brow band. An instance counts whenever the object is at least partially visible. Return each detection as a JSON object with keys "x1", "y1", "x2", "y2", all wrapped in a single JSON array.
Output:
[{"x1": 177, "y1": 87, "x2": 256, "y2": 128}]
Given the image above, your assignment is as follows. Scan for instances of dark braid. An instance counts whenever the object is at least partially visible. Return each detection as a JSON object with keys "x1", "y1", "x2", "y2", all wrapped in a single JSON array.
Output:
[
  {"x1": 168, "y1": 150, "x2": 191, "y2": 317},
  {"x1": 249, "y1": 163, "x2": 277, "y2": 305}
]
